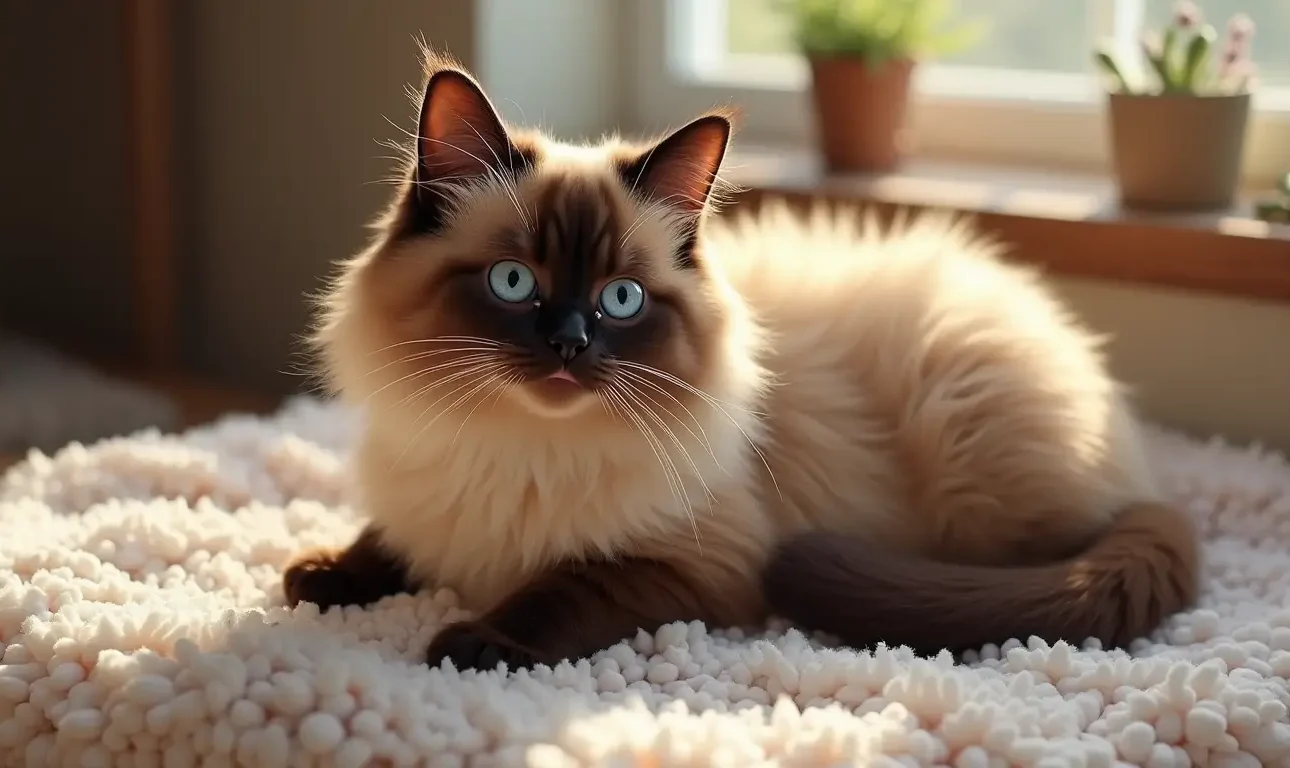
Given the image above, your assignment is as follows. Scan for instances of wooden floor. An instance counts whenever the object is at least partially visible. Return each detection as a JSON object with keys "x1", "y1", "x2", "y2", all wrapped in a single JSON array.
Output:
[
  {"x1": 123, "y1": 371, "x2": 285, "y2": 430},
  {"x1": 0, "y1": 372, "x2": 283, "y2": 473}
]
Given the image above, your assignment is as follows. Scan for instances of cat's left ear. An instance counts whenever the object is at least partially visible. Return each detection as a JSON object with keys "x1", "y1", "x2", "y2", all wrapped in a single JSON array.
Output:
[{"x1": 619, "y1": 113, "x2": 732, "y2": 219}]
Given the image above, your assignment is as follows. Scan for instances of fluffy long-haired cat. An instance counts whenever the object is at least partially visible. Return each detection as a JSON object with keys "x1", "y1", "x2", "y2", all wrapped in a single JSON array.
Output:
[{"x1": 284, "y1": 51, "x2": 1199, "y2": 670}]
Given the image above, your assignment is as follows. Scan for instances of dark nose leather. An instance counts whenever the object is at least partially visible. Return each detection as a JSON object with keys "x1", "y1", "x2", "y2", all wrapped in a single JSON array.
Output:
[{"x1": 548, "y1": 312, "x2": 590, "y2": 362}]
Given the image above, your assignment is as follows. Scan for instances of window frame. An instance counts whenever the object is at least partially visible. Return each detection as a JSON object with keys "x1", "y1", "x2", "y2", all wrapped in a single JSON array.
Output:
[{"x1": 624, "y1": 0, "x2": 1290, "y2": 188}]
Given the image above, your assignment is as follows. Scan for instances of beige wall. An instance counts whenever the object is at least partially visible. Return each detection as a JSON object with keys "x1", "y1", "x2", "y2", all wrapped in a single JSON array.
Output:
[
  {"x1": 1053, "y1": 279, "x2": 1290, "y2": 453},
  {"x1": 179, "y1": 0, "x2": 477, "y2": 391},
  {"x1": 477, "y1": 0, "x2": 621, "y2": 141}
]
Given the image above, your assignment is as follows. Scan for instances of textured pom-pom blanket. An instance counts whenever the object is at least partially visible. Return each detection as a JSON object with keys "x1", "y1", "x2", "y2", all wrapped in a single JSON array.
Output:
[{"x1": 2, "y1": 397, "x2": 1290, "y2": 767}]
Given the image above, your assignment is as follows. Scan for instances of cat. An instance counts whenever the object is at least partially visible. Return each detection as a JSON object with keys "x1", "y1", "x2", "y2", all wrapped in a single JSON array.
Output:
[{"x1": 284, "y1": 50, "x2": 1200, "y2": 671}]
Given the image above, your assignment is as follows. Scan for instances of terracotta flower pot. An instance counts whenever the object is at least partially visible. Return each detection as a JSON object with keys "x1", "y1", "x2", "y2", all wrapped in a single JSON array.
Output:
[
  {"x1": 807, "y1": 56, "x2": 915, "y2": 173},
  {"x1": 1106, "y1": 92, "x2": 1251, "y2": 211}
]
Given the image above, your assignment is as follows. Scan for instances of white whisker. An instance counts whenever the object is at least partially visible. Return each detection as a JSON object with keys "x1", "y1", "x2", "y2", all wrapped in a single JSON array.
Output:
[
  {"x1": 616, "y1": 366, "x2": 723, "y2": 471},
  {"x1": 423, "y1": 137, "x2": 532, "y2": 232},
  {"x1": 615, "y1": 377, "x2": 715, "y2": 510},
  {"x1": 365, "y1": 336, "x2": 502, "y2": 358},
  {"x1": 449, "y1": 369, "x2": 516, "y2": 448},
  {"x1": 389, "y1": 362, "x2": 510, "y2": 467},
  {"x1": 615, "y1": 360, "x2": 780, "y2": 500},
  {"x1": 363, "y1": 346, "x2": 501, "y2": 382},
  {"x1": 604, "y1": 382, "x2": 702, "y2": 552},
  {"x1": 367, "y1": 352, "x2": 502, "y2": 405},
  {"x1": 455, "y1": 117, "x2": 533, "y2": 232}
]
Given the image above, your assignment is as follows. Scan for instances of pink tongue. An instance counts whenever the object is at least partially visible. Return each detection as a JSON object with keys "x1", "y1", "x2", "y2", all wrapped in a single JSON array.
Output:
[{"x1": 549, "y1": 370, "x2": 578, "y2": 383}]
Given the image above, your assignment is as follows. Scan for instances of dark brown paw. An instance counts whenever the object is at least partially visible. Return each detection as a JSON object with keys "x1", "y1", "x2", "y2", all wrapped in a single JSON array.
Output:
[
  {"x1": 283, "y1": 551, "x2": 390, "y2": 611},
  {"x1": 283, "y1": 552, "x2": 347, "y2": 610},
  {"x1": 425, "y1": 622, "x2": 540, "y2": 672}
]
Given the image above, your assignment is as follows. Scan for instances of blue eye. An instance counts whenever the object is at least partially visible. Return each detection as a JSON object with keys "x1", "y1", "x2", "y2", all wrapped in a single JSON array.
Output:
[
  {"x1": 487, "y1": 260, "x2": 536, "y2": 303},
  {"x1": 599, "y1": 278, "x2": 646, "y2": 320}
]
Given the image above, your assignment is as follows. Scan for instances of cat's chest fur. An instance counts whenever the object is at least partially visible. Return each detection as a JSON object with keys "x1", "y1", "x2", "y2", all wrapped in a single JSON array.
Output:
[{"x1": 356, "y1": 418, "x2": 742, "y2": 612}]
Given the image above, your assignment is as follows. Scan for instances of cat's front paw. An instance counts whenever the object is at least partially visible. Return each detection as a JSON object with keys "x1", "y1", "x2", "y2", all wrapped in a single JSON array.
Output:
[
  {"x1": 425, "y1": 621, "x2": 539, "y2": 672},
  {"x1": 283, "y1": 550, "x2": 377, "y2": 611}
]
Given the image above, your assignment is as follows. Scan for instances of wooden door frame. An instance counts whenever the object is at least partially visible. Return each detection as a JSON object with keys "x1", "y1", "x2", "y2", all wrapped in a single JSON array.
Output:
[{"x1": 122, "y1": 0, "x2": 178, "y2": 372}]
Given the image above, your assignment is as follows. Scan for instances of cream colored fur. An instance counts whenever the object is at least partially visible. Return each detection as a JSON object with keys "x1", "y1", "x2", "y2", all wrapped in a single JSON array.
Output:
[{"x1": 318, "y1": 139, "x2": 1158, "y2": 629}]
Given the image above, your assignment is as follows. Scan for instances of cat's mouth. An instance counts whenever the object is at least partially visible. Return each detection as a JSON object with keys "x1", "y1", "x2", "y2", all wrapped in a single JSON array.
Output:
[{"x1": 514, "y1": 367, "x2": 595, "y2": 416}]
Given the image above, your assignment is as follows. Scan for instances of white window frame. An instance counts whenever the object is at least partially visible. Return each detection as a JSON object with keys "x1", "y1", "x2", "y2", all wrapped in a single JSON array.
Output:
[{"x1": 624, "y1": 0, "x2": 1290, "y2": 188}]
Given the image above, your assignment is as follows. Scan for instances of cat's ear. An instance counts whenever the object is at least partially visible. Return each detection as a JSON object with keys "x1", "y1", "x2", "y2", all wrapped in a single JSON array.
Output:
[
  {"x1": 415, "y1": 67, "x2": 520, "y2": 189},
  {"x1": 619, "y1": 114, "x2": 732, "y2": 218}
]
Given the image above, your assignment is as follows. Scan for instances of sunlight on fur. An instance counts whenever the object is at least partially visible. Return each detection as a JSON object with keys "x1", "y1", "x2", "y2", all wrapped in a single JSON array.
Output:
[{"x1": 288, "y1": 49, "x2": 1199, "y2": 670}]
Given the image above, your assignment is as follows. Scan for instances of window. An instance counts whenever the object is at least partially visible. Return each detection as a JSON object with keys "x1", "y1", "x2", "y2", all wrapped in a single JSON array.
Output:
[
  {"x1": 725, "y1": 0, "x2": 1290, "y2": 83},
  {"x1": 1141, "y1": 0, "x2": 1290, "y2": 86},
  {"x1": 726, "y1": 0, "x2": 1091, "y2": 74},
  {"x1": 626, "y1": 0, "x2": 1290, "y2": 185}
]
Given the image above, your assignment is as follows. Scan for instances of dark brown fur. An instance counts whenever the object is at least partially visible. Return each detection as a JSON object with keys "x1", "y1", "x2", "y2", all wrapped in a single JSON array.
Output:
[
  {"x1": 761, "y1": 502, "x2": 1201, "y2": 655},
  {"x1": 283, "y1": 527, "x2": 413, "y2": 611},
  {"x1": 423, "y1": 555, "x2": 724, "y2": 670},
  {"x1": 285, "y1": 534, "x2": 726, "y2": 671}
]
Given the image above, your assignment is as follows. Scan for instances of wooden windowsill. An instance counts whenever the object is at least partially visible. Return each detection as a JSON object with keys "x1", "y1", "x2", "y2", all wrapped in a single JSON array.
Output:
[{"x1": 725, "y1": 146, "x2": 1290, "y2": 304}]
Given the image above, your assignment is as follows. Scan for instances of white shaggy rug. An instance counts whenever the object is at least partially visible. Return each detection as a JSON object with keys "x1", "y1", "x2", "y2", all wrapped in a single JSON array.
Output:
[{"x1": 2, "y1": 398, "x2": 1290, "y2": 767}]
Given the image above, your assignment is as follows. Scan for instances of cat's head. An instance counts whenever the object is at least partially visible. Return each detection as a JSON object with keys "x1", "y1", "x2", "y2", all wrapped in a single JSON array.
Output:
[{"x1": 316, "y1": 53, "x2": 757, "y2": 438}]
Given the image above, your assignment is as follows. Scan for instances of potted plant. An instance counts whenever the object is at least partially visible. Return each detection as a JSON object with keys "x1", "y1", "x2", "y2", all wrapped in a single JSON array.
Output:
[
  {"x1": 784, "y1": 0, "x2": 983, "y2": 173},
  {"x1": 1095, "y1": 2, "x2": 1257, "y2": 211}
]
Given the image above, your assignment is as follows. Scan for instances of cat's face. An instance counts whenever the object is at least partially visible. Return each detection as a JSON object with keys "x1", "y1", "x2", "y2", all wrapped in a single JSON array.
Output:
[{"x1": 319, "y1": 57, "x2": 736, "y2": 429}]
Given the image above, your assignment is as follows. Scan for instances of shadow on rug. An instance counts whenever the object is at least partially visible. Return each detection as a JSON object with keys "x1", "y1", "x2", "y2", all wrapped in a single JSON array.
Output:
[
  {"x1": 0, "y1": 332, "x2": 179, "y2": 455},
  {"x1": 1, "y1": 397, "x2": 1289, "y2": 766}
]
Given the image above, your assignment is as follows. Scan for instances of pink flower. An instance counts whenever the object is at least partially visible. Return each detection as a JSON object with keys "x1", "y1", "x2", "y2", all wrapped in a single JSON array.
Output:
[
  {"x1": 1172, "y1": 1, "x2": 1202, "y2": 29},
  {"x1": 1226, "y1": 13, "x2": 1255, "y2": 44},
  {"x1": 1220, "y1": 45, "x2": 1240, "y2": 73},
  {"x1": 1219, "y1": 13, "x2": 1256, "y2": 79},
  {"x1": 1222, "y1": 58, "x2": 1259, "y2": 91}
]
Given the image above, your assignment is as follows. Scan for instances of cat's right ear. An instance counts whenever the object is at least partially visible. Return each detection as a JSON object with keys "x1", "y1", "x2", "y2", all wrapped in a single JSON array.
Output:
[{"x1": 412, "y1": 67, "x2": 529, "y2": 229}]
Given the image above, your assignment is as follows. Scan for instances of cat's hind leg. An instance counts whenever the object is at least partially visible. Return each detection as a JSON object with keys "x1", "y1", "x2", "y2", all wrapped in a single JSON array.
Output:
[{"x1": 283, "y1": 525, "x2": 415, "y2": 610}]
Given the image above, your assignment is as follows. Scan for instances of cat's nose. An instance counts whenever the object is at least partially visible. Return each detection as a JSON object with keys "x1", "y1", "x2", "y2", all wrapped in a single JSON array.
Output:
[{"x1": 548, "y1": 312, "x2": 589, "y2": 362}]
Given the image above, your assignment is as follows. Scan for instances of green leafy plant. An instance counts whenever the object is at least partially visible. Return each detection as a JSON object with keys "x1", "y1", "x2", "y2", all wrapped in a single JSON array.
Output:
[
  {"x1": 781, "y1": 0, "x2": 985, "y2": 65},
  {"x1": 1255, "y1": 173, "x2": 1290, "y2": 224},
  {"x1": 1095, "y1": 1, "x2": 1257, "y2": 95}
]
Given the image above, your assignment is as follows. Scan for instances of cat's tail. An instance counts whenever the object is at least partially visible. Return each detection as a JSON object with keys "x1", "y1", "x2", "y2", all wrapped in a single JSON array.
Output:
[{"x1": 760, "y1": 501, "x2": 1200, "y2": 655}]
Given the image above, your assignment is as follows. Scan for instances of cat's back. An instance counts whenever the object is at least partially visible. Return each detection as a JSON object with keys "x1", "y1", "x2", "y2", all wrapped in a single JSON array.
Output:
[
  {"x1": 707, "y1": 201, "x2": 1156, "y2": 562},
  {"x1": 708, "y1": 202, "x2": 1070, "y2": 353}
]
